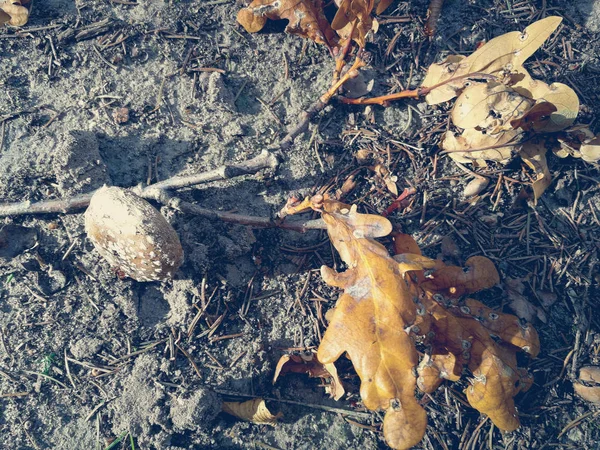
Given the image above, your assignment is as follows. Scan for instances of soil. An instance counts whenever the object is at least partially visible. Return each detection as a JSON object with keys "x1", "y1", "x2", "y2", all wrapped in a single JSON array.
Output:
[{"x1": 1, "y1": 0, "x2": 600, "y2": 449}]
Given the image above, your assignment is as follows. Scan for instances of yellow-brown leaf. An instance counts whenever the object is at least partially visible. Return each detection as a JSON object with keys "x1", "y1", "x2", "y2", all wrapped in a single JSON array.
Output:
[{"x1": 423, "y1": 17, "x2": 562, "y2": 105}]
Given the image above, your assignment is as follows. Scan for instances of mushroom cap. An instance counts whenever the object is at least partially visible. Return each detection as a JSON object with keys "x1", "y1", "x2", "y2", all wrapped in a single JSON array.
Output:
[{"x1": 84, "y1": 186, "x2": 184, "y2": 282}]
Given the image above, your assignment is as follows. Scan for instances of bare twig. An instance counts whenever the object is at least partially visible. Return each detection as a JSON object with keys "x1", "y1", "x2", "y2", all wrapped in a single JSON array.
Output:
[{"x1": 0, "y1": 151, "x2": 279, "y2": 217}]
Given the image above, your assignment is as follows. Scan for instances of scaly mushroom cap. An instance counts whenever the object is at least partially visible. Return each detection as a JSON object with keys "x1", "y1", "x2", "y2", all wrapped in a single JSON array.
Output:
[{"x1": 84, "y1": 186, "x2": 183, "y2": 282}]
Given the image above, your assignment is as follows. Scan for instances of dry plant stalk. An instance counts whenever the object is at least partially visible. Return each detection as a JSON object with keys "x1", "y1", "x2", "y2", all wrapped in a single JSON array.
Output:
[{"x1": 290, "y1": 197, "x2": 539, "y2": 449}]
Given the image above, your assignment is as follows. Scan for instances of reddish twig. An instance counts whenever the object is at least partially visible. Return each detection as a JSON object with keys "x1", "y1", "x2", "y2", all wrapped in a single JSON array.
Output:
[{"x1": 338, "y1": 72, "x2": 498, "y2": 106}]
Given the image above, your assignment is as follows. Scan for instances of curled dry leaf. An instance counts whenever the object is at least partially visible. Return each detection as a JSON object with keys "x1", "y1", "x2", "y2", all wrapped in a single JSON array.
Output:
[
  {"x1": 518, "y1": 139, "x2": 552, "y2": 203},
  {"x1": 273, "y1": 351, "x2": 345, "y2": 400},
  {"x1": 237, "y1": 0, "x2": 337, "y2": 46},
  {"x1": 0, "y1": 0, "x2": 29, "y2": 26},
  {"x1": 573, "y1": 366, "x2": 600, "y2": 404},
  {"x1": 580, "y1": 136, "x2": 600, "y2": 163},
  {"x1": 332, "y1": 0, "x2": 391, "y2": 46},
  {"x1": 512, "y1": 69, "x2": 579, "y2": 132},
  {"x1": 554, "y1": 126, "x2": 600, "y2": 161},
  {"x1": 291, "y1": 198, "x2": 539, "y2": 449},
  {"x1": 422, "y1": 16, "x2": 562, "y2": 105},
  {"x1": 222, "y1": 398, "x2": 282, "y2": 424}
]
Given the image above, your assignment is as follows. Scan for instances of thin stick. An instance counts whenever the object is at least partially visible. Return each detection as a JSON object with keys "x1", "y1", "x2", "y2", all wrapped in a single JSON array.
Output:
[
  {"x1": 165, "y1": 196, "x2": 326, "y2": 232},
  {"x1": 0, "y1": 151, "x2": 279, "y2": 217}
]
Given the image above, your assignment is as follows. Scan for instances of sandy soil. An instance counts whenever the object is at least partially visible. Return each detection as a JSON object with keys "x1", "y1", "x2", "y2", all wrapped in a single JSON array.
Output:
[{"x1": 1, "y1": 0, "x2": 600, "y2": 449}]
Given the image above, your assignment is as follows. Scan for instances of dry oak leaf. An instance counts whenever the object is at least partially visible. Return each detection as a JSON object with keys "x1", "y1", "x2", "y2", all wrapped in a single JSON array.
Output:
[
  {"x1": 450, "y1": 82, "x2": 534, "y2": 131},
  {"x1": 237, "y1": 0, "x2": 337, "y2": 47},
  {"x1": 554, "y1": 125, "x2": 600, "y2": 161},
  {"x1": 511, "y1": 68, "x2": 579, "y2": 132},
  {"x1": 0, "y1": 0, "x2": 29, "y2": 26},
  {"x1": 442, "y1": 127, "x2": 523, "y2": 165},
  {"x1": 222, "y1": 398, "x2": 282, "y2": 424},
  {"x1": 315, "y1": 200, "x2": 426, "y2": 450},
  {"x1": 393, "y1": 235, "x2": 539, "y2": 432},
  {"x1": 332, "y1": 0, "x2": 391, "y2": 47},
  {"x1": 300, "y1": 198, "x2": 539, "y2": 449},
  {"x1": 422, "y1": 16, "x2": 562, "y2": 105},
  {"x1": 273, "y1": 351, "x2": 345, "y2": 400}
]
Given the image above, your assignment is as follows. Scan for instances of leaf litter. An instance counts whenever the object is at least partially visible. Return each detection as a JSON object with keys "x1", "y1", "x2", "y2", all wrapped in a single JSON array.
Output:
[{"x1": 287, "y1": 196, "x2": 539, "y2": 449}]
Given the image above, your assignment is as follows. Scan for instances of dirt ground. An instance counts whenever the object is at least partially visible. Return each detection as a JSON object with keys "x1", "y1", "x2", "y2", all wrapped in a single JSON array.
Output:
[{"x1": 1, "y1": 0, "x2": 600, "y2": 449}]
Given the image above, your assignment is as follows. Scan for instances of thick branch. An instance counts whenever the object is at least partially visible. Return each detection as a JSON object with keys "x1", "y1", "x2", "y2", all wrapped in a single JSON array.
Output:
[{"x1": 0, "y1": 150, "x2": 279, "y2": 217}]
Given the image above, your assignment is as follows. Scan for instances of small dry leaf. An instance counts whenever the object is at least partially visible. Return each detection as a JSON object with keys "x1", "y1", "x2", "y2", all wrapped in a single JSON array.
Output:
[
  {"x1": 530, "y1": 83, "x2": 579, "y2": 132},
  {"x1": 237, "y1": 0, "x2": 337, "y2": 46},
  {"x1": 443, "y1": 128, "x2": 522, "y2": 164},
  {"x1": 573, "y1": 366, "x2": 600, "y2": 404},
  {"x1": 512, "y1": 69, "x2": 579, "y2": 132},
  {"x1": 0, "y1": 0, "x2": 29, "y2": 26},
  {"x1": 422, "y1": 16, "x2": 563, "y2": 105},
  {"x1": 463, "y1": 177, "x2": 490, "y2": 198},
  {"x1": 273, "y1": 352, "x2": 345, "y2": 400},
  {"x1": 222, "y1": 398, "x2": 282, "y2": 424},
  {"x1": 332, "y1": 0, "x2": 375, "y2": 47},
  {"x1": 580, "y1": 136, "x2": 600, "y2": 162},
  {"x1": 519, "y1": 140, "x2": 552, "y2": 203}
]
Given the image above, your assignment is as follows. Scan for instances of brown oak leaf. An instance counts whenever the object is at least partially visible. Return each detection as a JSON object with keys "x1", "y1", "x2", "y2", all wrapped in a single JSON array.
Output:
[{"x1": 237, "y1": 0, "x2": 337, "y2": 47}]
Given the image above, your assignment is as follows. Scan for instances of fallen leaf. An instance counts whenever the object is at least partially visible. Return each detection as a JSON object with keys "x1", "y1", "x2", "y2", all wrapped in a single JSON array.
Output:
[
  {"x1": 237, "y1": 0, "x2": 337, "y2": 47},
  {"x1": 519, "y1": 140, "x2": 552, "y2": 203},
  {"x1": 451, "y1": 82, "x2": 533, "y2": 130},
  {"x1": 292, "y1": 197, "x2": 539, "y2": 449},
  {"x1": 332, "y1": 0, "x2": 375, "y2": 47},
  {"x1": 222, "y1": 398, "x2": 282, "y2": 424},
  {"x1": 530, "y1": 83, "x2": 579, "y2": 132},
  {"x1": 554, "y1": 125, "x2": 596, "y2": 159},
  {"x1": 580, "y1": 136, "x2": 600, "y2": 162},
  {"x1": 273, "y1": 351, "x2": 345, "y2": 400},
  {"x1": 0, "y1": 0, "x2": 29, "y2": 26},
  {"x1": 574, "y1": 366, "x2": 600, "y2": 404},
  {"x1": 442, "y1": 128, "x2": 522, "y2": 164},
  {"x1": 422, "y1": 16, "x2": 563, "y2": 105},
  {"x1": 392, "y1": 232, "x2": 421, "y2": 256}
]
